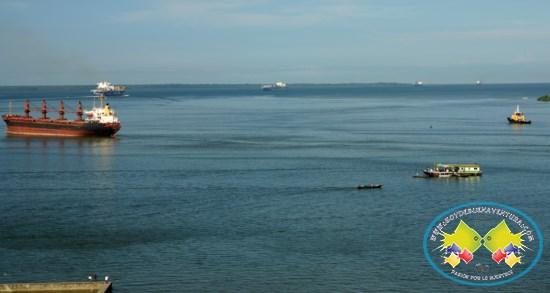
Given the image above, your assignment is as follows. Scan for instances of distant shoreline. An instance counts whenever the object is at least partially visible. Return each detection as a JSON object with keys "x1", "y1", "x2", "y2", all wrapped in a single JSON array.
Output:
[{"x1": 1, "y1": 82, "x2": 550, "y2": 88}]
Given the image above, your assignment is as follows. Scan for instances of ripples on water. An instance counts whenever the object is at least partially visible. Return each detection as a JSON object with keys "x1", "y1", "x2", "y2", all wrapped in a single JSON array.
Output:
[{"x1": 0, "y1": 84, "x2": 550, "y2": 292}]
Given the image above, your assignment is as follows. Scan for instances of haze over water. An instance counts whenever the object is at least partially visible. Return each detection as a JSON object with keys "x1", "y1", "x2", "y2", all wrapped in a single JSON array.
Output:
[{"x1": 0, "y1": 84, "x2": 550, "y2": 292}]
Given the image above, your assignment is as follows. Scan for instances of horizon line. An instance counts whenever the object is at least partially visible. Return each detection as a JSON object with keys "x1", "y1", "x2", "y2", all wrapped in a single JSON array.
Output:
[{"x1": 1, "y1": 81, "x2": 550, "y2": 87}]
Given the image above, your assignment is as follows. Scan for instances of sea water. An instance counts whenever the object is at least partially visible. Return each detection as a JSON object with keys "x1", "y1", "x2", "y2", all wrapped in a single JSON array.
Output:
[{"x1": 0, "y1": 84, "x2": 549, "y2": 292}]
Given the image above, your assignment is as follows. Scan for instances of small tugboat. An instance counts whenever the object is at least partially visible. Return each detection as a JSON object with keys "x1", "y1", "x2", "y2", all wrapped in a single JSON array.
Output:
[
  {"x1": 357, "y1": 184, "x2": 383, "y2": 189},
  {"x1": 423, "y1": 163, "x2": 482, "y2": 178},
  {"x1": 507, "y1": 105, "x2": 531, "y2": 124},
  {"x1": 2, "y1": 96, "x2": 121, "y2": 137}
]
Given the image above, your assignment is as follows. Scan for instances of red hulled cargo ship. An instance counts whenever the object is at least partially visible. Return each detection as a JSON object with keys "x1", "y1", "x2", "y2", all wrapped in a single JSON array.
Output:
[{"x1": 2, "y1": 97, "x2": 121, "y2": 137}]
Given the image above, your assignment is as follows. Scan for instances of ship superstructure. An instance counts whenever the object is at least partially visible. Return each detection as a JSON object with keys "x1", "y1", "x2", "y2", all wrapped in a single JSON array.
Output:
[{"x1": 423, "y1": 163, "x2": 482, "y2": 178}]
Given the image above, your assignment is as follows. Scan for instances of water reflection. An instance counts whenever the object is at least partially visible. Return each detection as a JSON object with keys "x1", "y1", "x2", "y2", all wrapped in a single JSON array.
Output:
[
  {"x1": 7, "y1": 136, "x2": 117, "y2": 153},
  {"x1": 510, "y1": 123, "x2": 527, "y2": 132},
  {"x1": 459, "y1": 176, "x2": 481, "y2": 184},
  {"x1": 0, "y1": 135, "x2": 120, "y2": 197},
  {"x1": 6, "y1": 136, "x2": 116, "y2": 168},
  {"x1": 420, "y1": 175, "x2": 482, "y2": 186}
]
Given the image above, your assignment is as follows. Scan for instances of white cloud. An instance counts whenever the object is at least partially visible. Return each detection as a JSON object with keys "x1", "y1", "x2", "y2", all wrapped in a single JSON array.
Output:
[
  {"x1": 397, "y1": 28, "x2": 550, "y2": 42},
  {"x1": 113, "y1": 0, "x2": 408, "y2": 27}
]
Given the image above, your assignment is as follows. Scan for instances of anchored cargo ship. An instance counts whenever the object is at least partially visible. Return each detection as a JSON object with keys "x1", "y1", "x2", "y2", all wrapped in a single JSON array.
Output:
[
  {"x1": 2, "y1": 96, "x2": 121, "y2": 137},
  {"x1": 423, "y1": 163, "x2": 482, "y2": 178},
  {"x1": 91, "y1": 81, "x2": 127, "y2": 96}
]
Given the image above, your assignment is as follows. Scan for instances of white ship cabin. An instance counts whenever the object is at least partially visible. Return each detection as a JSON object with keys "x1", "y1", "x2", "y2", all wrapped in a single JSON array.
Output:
[
  {"x1": 85, "y1": 103, "x2": 119, "y2": 123},
  {"x1": 436, "y1": 163, "x2": 481, "y2": 173},
  {"x1": 96, "y1": 81, "x2": 116, "y2": 91},
  {"x1": 274, "y1": 81, "x2": 287, "y2": 88}
]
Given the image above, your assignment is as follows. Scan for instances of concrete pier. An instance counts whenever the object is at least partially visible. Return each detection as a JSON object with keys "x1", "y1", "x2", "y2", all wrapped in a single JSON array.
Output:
[{"x1": 0, "y1": 281, "x2": 111, "y2": 293}]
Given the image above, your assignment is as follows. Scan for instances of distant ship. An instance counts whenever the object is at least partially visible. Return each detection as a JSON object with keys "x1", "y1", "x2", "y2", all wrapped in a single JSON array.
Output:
[
  {"x1": 91, "y1": 81, "x2": 127, "y2": 96},
  {"x1": 274, "y1": 81, "x2": 287, "y2": 88},
  {"x1": 261, "y1": 81, "x2": 287, "y2": 91},
  {"x1": 414, "y1": 80, "x2": 423, "y2": 86},
  {"x1": 475, "y1": 80, "x2": 482, "y2": 85},
  {"x1": 2, "y1": 96, "x2": 121, "y2": 137}
]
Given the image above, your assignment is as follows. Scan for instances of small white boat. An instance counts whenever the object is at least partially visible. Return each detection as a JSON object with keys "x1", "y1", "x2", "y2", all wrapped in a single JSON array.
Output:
[{"x1": 261, "y1": 81, "x2": 287, "y2": 91}]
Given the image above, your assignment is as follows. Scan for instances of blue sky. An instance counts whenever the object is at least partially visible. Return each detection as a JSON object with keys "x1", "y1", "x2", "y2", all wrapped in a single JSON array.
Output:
[{"x1": 1, "y1": 0, "x2": 550, "y2": 85}]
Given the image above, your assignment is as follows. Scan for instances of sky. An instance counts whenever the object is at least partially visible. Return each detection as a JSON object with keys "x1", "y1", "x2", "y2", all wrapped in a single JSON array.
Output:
[{"x1": 1, "y1": 0, "x2": 550, "y2": 85}]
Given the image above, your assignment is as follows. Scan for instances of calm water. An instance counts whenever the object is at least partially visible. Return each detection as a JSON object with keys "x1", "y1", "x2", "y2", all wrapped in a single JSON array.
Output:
[{"x1": 1, "y1": 84, "x2": 550, "y2": 292}]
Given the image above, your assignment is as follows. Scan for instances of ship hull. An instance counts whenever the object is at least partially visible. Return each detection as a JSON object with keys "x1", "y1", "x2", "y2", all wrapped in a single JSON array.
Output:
[
  {"x1": 91, "y1": 90, "x2": 126, "y2": 96},
  {"x1": 3, "y1": 115, "x2": 121, "y2": 137},
  {"x1": 507, "y1": 117, "x2": 531, "y2": 124},
  {"x1": 423, "y1": 171, "x2": 453, "y2": 178},
  {"x1": 423, "y1": 170, "x2": 482, "y2": 178}
]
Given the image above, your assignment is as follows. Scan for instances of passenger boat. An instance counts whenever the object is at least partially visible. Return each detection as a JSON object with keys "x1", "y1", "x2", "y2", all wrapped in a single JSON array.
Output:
[
  {"x1": 507, "y1": 105, "x2": 531, "y2": 124},
  {"x1": 423, "y1": 163, "x2": 482, "y2": 178}
]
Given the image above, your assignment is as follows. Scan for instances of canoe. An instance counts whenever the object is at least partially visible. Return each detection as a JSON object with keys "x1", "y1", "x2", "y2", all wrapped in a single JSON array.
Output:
[{"x1": 357, "y1": 184, "x2": 383, "y2": 189}]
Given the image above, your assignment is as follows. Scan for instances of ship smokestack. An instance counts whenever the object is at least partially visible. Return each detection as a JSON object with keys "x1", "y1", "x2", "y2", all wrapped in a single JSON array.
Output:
[{"x1": 41, "y1": 99, "x2": 48, "y2": 119}]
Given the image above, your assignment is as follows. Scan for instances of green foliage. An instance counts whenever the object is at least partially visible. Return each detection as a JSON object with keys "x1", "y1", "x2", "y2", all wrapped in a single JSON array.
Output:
[{"x1": 538, "y1": 95, "x2": 550, "y2": 101}]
